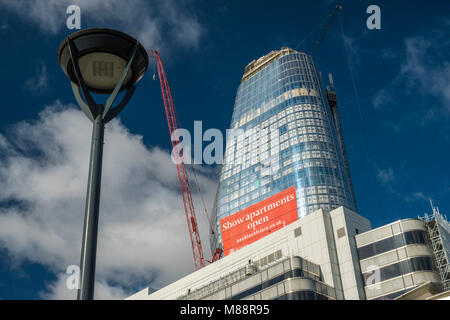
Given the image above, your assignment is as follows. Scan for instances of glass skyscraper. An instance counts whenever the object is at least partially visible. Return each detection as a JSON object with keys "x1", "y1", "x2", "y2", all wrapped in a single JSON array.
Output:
[{"x1": 210, "y1": 47, "x2": 356, "y2": 252}]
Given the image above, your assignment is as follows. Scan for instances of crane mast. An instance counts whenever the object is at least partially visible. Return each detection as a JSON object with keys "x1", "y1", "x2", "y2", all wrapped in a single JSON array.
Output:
[
  {"x1": 147, "y1": 5, "x2": 343, "y2": 270},
  {"x1": 310, "y1": 5, "x2": 342, "y2": 57},
  {"x1": 150, "y1": 50, "x2": 205, "y2": 270}
]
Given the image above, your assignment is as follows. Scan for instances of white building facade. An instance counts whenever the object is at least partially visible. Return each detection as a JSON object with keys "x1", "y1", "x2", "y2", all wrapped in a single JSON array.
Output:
[
  {"x1": 127, "y1": 206, "x2": 371, "y2": 300},
  {"x1": 355, "y1": 218, "x2": 441, "y2": 300}
]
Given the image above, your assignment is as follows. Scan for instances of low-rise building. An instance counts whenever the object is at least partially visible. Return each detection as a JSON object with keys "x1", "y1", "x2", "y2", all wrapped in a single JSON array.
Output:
[
  {"x1": 355, "y1": 219, "x2": 441, "y2": 300},
  {"x1": 127, "y1": 206, "x2": 371, "y2": 300}
]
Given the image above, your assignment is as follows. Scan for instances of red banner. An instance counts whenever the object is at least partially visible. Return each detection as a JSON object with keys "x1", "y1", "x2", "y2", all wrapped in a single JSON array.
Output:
[{"x1": 221, "y1": 186, "x2": 297, "y2": 256}]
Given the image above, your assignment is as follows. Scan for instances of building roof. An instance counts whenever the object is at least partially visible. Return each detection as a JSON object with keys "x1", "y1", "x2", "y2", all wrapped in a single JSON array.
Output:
[{"x1": 241, "y1": 47, "x2": 303, "y2": 83}]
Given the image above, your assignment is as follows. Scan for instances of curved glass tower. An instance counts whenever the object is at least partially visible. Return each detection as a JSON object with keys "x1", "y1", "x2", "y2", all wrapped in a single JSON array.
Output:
[{"x1": 210, "y1": 48, "x2": 356, "y2": 253}]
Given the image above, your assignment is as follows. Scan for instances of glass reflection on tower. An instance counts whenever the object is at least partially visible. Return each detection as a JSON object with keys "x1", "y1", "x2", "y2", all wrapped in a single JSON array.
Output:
[{"x1": 210, "y1": 48, "x2": 356, "y2": 253}]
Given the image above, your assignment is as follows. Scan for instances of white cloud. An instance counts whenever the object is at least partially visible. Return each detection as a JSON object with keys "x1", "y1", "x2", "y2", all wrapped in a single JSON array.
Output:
[
  {"x1": 40, "y1": 273, "x2": 130, "y2": 300},
  {"x1": 0, "y1": 102, "x2": 217, "y2": 299},
  {"x1": 0, "y1": 0, "x2": 203, "y2": 51},
  {"x1": 372, "y1": 86, "x2": 391, "y2": 110},
  {"x1": 339, "y1": 27, "x2": 373, "y2": 70},
  {"x1": 412, "y1": 192, "x2": 429, "y2": 202},
  {"x1": 372, "y1": 21, "x2": 450, "y2": 117},
  {"x1": 375, "y1": 167, "x2": 435, "y2": 204},
  {"x1": 401, "y1": 191, "x2": 433, "y2": 204},
  {"x1": 376, "y1": 167, "x2": 394, "y2": 186},
  {"x1": 401, "y1": 35, "x2": 450, "y2": 109},
  {"x1": 24, "y1": 64, "x2": 48, "y2": 93}
]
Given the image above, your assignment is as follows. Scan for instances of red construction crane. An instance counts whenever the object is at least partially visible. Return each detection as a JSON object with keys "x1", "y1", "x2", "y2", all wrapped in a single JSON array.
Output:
[{"x1": 150, "y1": 49, "x2": 206, "y2": 270}]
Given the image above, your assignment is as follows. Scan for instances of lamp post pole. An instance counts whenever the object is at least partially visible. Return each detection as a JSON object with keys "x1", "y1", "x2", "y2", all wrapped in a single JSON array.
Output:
[
  {"x1": 57, "y1": 28, "x2": 148, "y2": 300},
  {"x1": 78, "y1": 112, "x2": 104, "y2": 300}
]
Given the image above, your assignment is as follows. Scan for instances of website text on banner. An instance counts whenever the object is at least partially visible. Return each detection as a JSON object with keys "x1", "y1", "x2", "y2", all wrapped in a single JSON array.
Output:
[{"x1": 220, "y1": 186, "x2": 298, "y2": 256}]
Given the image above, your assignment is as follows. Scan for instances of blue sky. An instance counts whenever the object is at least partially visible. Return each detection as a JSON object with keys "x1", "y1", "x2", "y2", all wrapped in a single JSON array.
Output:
[{"x1": 0, "y1": 0, "x2": 449, "y2": 299}]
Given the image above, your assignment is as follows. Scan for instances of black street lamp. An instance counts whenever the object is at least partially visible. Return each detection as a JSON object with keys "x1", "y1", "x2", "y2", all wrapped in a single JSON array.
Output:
[{"x1": 57, "y1": 28, "x2": 148, "y2": 300}]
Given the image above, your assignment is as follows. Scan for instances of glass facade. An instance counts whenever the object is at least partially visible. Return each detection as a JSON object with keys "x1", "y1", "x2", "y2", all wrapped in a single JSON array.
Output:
[
  {"x1": 362, "y1": 256, "x2": 434, "y2": 286},
  {"x1": 357, "y1": 230, "x2": 428, "y2": 260},
  {"x1": 210, "y1": 48, "x2": 356, "y2": 251},
  {"x1": 275, "y1": 291, "x2": 329, "y2": 300}
]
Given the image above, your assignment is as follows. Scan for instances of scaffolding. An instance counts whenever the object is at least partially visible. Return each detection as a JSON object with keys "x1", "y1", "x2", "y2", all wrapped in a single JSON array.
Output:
[{"x1": 420, "y1": 201, "x2": 450, "y2": 291}]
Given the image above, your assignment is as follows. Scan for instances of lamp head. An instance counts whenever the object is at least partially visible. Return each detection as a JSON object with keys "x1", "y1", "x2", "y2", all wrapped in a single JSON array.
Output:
[{"x1": 58, "y1": 28, "x2": 148, "y2": 94}]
